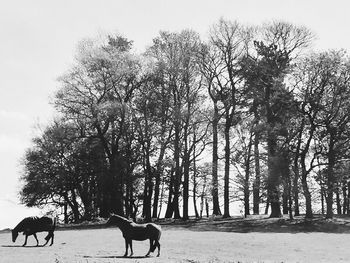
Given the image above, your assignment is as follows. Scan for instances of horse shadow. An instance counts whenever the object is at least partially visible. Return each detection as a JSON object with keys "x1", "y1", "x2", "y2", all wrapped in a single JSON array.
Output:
[
  {"x1": 83, "y1": 255, "x2": 150, "y2": 259},
  {"x1": 2, "y1": 245, "x2": 46, "y2": 248}
]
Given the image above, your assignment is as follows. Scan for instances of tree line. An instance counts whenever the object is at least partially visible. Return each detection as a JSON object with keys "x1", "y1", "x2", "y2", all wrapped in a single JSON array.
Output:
[{"x1": 20, "y1": 19, "x2": 350, "y2": 223}]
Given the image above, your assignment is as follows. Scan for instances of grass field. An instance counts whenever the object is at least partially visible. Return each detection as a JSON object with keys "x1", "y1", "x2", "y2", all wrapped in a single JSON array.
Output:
[{"x1": 1, "y1": 216, "x2": 350, "y2": 263}]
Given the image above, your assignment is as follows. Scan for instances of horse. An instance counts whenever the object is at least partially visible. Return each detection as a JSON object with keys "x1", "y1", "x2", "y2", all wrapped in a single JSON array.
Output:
[
  {"x1": 12, "y1": 216, "x2": 56, "y2": 247},
  {"x1": 106, "y1": 214, "x2": 161, "y2": 257}
]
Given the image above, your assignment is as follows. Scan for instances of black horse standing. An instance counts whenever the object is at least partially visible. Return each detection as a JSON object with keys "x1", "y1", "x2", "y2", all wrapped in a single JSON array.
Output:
[
  {"x1": 107, "y1": 215, "x2": 161, "y2": 257},
  {"x1": 12, "y1": 216, "x2": 56, "y2": 246}
]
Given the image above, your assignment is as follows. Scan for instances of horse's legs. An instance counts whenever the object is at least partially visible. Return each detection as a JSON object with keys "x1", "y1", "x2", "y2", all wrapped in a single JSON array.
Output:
[
  {"x1": 49, "y1": 232, "x2": 54, "y2": 246},
  {"x1": 43, "y1": 232, "x2": 50, "y2": 246},
  {"x1": 33, "y1": 233, "x2": 39, "y2": 246},
  {"x1": 44, "y1": 231, "x2": 54, "y2": 246},
  {"x1": 129, "y1": 240, "x2": 134, "y2": 257},
  {"x1": 22, "y1": 235, "x2": 28, "y2": 247},
  {"x1": 145, "y1": 239, "x2": 153, "y2": 257},
  {"x1": 156, "y1": 240, "x2": 161, "y2": 257},
  {"x1": 123, "y1": 239, "x2": 128, "y2": 257}
]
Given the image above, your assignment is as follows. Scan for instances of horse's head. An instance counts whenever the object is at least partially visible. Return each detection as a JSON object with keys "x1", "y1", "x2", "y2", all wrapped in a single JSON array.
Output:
[{"x1": 11, "y1": 230, "x2": 18, "y2": 243}]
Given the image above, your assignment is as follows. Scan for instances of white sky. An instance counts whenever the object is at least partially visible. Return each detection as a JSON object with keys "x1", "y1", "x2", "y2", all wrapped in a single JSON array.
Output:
[{"x1": 1, "y1": 0, "x2": 350, "y2": 229}]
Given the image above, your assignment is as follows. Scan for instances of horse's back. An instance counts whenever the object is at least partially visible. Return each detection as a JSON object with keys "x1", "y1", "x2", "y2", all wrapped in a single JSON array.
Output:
[
  {"x1": 19, "y1": 216, "x2": 55, "y2": 234},
  {"x1": 123, "y1": 222, "x2": 161, "y2": 241},
  {"x1": 38, "y1": 217, "x2": 55, "y2": 229}
]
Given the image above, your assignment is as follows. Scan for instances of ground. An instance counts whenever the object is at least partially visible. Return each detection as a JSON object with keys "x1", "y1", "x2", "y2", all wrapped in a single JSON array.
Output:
[{"x1": 1, "y1": 215, "x2": 350, "y2": 263}]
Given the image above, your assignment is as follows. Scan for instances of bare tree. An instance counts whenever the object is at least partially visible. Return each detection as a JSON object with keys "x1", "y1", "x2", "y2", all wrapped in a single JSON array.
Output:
[{"x1": 205, "y1": 19, "x2": 252, "y2": 217}]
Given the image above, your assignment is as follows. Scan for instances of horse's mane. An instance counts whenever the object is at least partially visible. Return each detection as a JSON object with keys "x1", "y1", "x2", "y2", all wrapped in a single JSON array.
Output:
[{"x1": 110, "y1": 214, "x2": 133, "y2": 224}]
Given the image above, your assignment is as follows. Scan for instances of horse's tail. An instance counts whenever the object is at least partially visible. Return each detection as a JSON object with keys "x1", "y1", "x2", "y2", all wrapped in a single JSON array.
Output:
[
  {"x1": 151, "y1": 240, "x2": 159, "y2": 252},
  {"x1": 150, "y1": 224, "x2": 161, "y2": 252},
  {"x1": 52, "y1": 217, "x2": 57, "y2": 231},
  {"x1": 45, "y1": 217, "x2": 56, "y2": 241}
]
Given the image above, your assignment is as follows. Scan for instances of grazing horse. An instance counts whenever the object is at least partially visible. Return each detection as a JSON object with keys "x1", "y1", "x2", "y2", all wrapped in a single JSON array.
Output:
[
  {"x1": 107, "y1": 215, "x2": 161, "y2": 257},
  {"x1": 12, "y1": 216, "x2": 56, "y2": 246}
]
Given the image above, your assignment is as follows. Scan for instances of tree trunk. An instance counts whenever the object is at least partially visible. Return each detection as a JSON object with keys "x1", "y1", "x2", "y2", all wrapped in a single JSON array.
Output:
[
  {"x1": 267, "y1": 136, "x2": 282, "y2": 218},
  {"x1": 200, "y1": 193, "x2": 204, "y2": 218},
  {"x1": 142, "y1": 154, "x2": 153, "y2": 222},
  {"x1": 282, "y1": 187, "x2": 289, "y2": 215},
  {"x1": 223, "y1": 120, "x2": 231, "y2": 218},
  {"x1": 347, "y1": 182, "x2": 350, "y2": 215},
  {"x1": 244, "y1": 167, "x2": 250, "y2": 217},
  {"x1": 288, "y1": 174, "x2": 293, "y2": 220},
  {"x1": 282, "y1": 150, "x2": 293, "y2": 219},
  {"x1": 336, "y1": 184, "x2": 342, "y2": 215},
  {"x1": 212, "y1": 101, "x2": 221, "y2": 215},
  {"x1": 125, "y1": 170, "x2": 134, "y2": 219},
  {"x1": 98, "y1": 169, "x2": 109, "y2": 218},
  {"x1": 253, "y1": 132, "x2": 261, "y2": 215},
  {"x1": 165, "y1": 169, "x2": 175, "y2": 218},
  {"x1": 244, "y1": 134, "x2": 253, "y2": 217},
  {"x1": 265, "y1": 198, "x2": 270, "y2": 215},
  {"x1": 269, "y1": 201, "x2": 281, "y2": 218},
  {"x1": 282, "y1": 193, "x2": 289, "y2": 215},
  {"x1": 183, "y1": 152, "x2": 190, "y2": 220},
  {"x1": 157, "y1": 177, "x2": 166, "y2": 219},
  {"x1": 321, "y1": 187, "x2": 325, "y2": 215},
  {"x1": 265, "y1": 79, "x2": 281, "y2": 218},
  {"x1": 69, "y1": 189, "x2": 81, "y2": 222},
  {"x1": 200, "y1": 176, "x2": 207, "y2": 219},
  {"x1": 342, "y1": 182, "x2": 347, "y2": 215},
  {"x1": 110, "y1": 155, "x2": 124, "y2": 216},
  {"x1": 63, "y1": 203, "x2": 68, "y2": 224},
  {"x1": 193, "y1": 143, "x2": 199, "y2": 218},
  {"x1": 301, "y1": 161, "x2": 313, "y2": 219},
  {"x1": 292, "y1": 162, "x2": 300, "y2": 216},
  {"x1": 326, "y1": 142, "x2": 335, "y2": 219},
  {"x1": 152, "y1": 145, "x2": 167, "y2": 218},
  {"x1": 205, "y1": 199, "x2": 209, "y2": 218},
  {"x1": 152, "y1": 169, "x2": 161, "y2": 219},
  {"x1": 173, "y1": 122, "x2": 181, "y2": 219}
]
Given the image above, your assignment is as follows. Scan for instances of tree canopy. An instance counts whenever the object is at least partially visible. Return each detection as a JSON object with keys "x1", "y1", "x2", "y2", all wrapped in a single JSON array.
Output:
[{"x1": 20, "y1": 20, "x2": 350, "y2": 223}]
